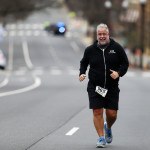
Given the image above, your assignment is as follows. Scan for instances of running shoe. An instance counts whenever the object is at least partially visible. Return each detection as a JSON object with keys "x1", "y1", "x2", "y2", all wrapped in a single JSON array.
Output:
[
  {"x1": 96, "y1": 136, "x2": 106, "y2": 148},
  {"x1": 104, "y1": 122, "x2": 113, "y2": 143}
]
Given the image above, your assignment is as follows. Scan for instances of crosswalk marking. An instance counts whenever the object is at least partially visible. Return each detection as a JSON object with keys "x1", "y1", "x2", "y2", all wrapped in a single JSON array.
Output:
[
  {"x1": 126, "y1": 72, "x2": 135, "y2": 77},
  {"x1": 3, "y1": 23, "x2": 79, "y2": 38},
  {"x1": 6, "y1": 23, "x2": 43, "y2": 30},
  {"x1": 142, "y1": 72, "x2": 150, "y2": 77},
  {"x1": 3, "y1": 23, "x2": 82, "y2": 38},
  {"x1": 4, "y1": 30, "x2": 47, "y2": 37},
  {"x1": 50, "y1": 69, "x2": 62, "y2": 75},
  {"x1": 32, "y1": 70, "x2": 44, "y2": 75},
  {"x1": 14, "y1": 70, "x2": 27, "y2": 75},
  {"x1": 1, "y1": 69, "x2": 150, "y2": 77},
  {"x1": 3, "y1": 23, "x2": 46, "y2": 37},
  {"x1": 68, "y1": 69, "x2": 79, "y2": 75}
]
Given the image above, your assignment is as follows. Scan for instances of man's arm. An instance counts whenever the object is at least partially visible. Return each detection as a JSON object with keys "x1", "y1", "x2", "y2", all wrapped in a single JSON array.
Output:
[
  {"x1": 118, "y1": 46, "x2": 129, "y2": 77},
  {"x1": 79, "y1": 48, "x2": 89, "y2": 81},
  {"x1": 79, "y1": 74, "x2": 86, "y2": 82}
]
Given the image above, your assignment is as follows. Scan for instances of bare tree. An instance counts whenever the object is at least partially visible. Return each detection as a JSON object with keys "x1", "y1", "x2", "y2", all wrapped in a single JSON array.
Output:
[
  {"x1": 0, "y1": 0, "x2": 61, "y2": 25},
  {"x1": 65, "y1": 0, "x2": 127, "y2": 38},
  {"x1": 65, "y1": 0, "x2": 126, "y2": 25}
]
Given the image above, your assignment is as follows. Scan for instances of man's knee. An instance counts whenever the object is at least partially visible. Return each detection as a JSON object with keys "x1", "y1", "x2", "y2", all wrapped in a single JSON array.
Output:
[
  {"x1": 93, "y1": 109, "x2": 103, "y2": 117},
  {"x1": 106, "y1": 109, "x2": 117, "y2": 120}
]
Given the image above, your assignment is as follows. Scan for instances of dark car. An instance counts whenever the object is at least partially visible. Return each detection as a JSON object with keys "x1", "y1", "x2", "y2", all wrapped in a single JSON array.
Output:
[
  {"x1": 53, "y1": 22, "x2": 66, "y2": 35},
  {"x1": 44, "y1": 22, "x2": 67, "y2": 35}
]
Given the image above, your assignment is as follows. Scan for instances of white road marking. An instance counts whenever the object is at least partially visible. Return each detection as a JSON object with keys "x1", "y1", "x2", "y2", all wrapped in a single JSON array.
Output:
[
  {"x1": 8, "y1": 37, "x2": 14, "y2": 71},
  {"x1": 18, "y1": 30, "x2": 24, "y2": 36},
  {"x1": 126, "y1": 71, "x2": 135, "y2": 77},
  {"x1": 49, "y1": 47, "x2": 63, "y2": 66},
  {"x1": 18, "y1": 24, "x2": 24, "y2": 29},
  {"x1": 50, "y1": 69, "x2": 62, "y2": 75},
  {"x1": 25, "y1": 24, "x2": 31, "y2": 29},
  {"x1": 26, "y1": 30, "x2": 32, "y2": 36},
  {"x1": 32, "y1": 24, "x2": 40, "y2": 30},
  {"x1": 142, "y1": 72, "x2": 150, "y2": 77},
  {"x1": 32, "y1": 70, "x2": 44, "y2": 75},
  {"x1": 3, "y1": 31, "x2": 8, "y2": 37},
  {"x1": 0, "y1": 76, "x2": 41, "y2": 97},
  {"x1": 22, "y1": 40, "x2": 34, "y2": 69},
  {"x1": 125, "y1": 71, "x2": 150, "y2": 78},
  {"x1": 7, "y1": 24, "x2": 16, "y2": 30},
  {"x1": 0, "y1": 77, "x2": 9, "y2": 88},
  {"x1": 12, "y1": 24, "x2": 17, "y2": 29},
  {"x1": 70, "y1": 41, "x2": 80, "y2": 52},
  {"x1": 18, "y1": 67, "x2": 27, "y2": 70},
  {"x1": 66, "y1": 127, "x2": 79, "y2": 136},
  {"x1": 68, "y1": 69, "x2": 79, "y2": 75},
  {"x1": 33, "y1": 30, "x2": 40, "y2": 36},
  {"x1": 9, "y1": 31, "x2": 16, "y2": 36},
  {"x1": 14, "y1": 70, "x2": 27, "y2": 76},
  {"x1": 6, "y1": 23, "x2": 43, "y2": 30}
]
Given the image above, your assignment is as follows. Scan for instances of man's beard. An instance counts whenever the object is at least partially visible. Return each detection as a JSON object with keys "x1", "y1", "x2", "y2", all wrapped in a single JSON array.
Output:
[
  {"x1": 99, "y1": 41, "x2": 107, "y2": 45},
  {"x1": 98, "y1": 38, "x2": 109, "y2": 45}
]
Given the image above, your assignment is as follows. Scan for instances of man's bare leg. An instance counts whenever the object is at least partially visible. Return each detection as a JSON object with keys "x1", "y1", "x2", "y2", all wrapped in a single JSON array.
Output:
[
  {"x1": 106, "y1": 109, "x2": 117, "y2": 128},
  {"x1": 104, "y1": 109, "x2": 117, "y2": 144},
  {"x1": 93, "y1": 108, "x2": 104, "y2": 136}
]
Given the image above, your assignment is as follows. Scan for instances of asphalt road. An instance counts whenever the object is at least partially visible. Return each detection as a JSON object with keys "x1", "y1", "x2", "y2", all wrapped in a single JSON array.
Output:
[{"x1": 0, "y1": 7, "x2": 150, "y2": 150}]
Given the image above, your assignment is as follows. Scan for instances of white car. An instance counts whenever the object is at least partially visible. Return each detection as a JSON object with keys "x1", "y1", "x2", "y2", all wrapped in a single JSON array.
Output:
[{"x1": 0, "y1": 49, "x2": 6, "y2": 70}]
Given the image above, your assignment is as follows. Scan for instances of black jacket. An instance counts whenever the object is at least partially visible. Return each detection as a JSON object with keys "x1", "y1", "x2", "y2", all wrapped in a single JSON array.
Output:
[{"x1": 79, "y1": 39, "x2": 129, "y2": 89}]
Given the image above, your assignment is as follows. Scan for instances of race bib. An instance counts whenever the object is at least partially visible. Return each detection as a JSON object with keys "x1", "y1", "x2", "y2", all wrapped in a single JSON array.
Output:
[{"x1": 95, "y1": 86, "x2": 108, "y2": 97}]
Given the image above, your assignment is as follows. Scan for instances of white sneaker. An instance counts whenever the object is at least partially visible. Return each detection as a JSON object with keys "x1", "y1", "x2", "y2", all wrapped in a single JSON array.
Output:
[{"x1": 96, "y1": 136, "x2": 106, "y2": 148}]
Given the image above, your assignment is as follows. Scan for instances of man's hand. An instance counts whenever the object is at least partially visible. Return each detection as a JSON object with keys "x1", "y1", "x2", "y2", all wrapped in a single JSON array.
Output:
[
  {"x1": 110, "y1": 69, "x2": 119, "y2": 80},
  {"x1": 79, "y1": 74, "x2": 86, "y2": 82}
]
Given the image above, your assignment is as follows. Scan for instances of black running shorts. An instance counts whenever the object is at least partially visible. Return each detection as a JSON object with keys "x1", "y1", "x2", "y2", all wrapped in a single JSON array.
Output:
[{"x1": 87, "y1": 81, "x2": 120, "y2": 110}]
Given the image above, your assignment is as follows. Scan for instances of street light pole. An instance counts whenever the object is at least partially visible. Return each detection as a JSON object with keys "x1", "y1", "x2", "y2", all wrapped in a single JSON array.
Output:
[
  {"x1": 122, "y1": 0, "x2": 129, "y2": 9},
  {"x1": 140, "y1": 0, "x2": 147, "y2": 69},
  {"x1": 121, "y1": 0, "x2": 129, "y2": 42},
  {"x1": 104, "y1": 0, "x2": 112, "y2": 34}
]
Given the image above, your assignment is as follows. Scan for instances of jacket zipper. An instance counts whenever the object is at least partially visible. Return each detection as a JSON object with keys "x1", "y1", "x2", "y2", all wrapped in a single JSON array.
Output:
[{"x1": 101, "y1": 49, "x2": 106, "y2": 88}]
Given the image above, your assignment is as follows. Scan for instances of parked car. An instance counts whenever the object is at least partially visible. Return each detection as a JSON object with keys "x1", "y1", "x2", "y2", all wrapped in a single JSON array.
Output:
[
  {"x1": 44, "y1": 22, "x2": 67, "y2": 35},
  {"x1": 0, "y1": 49, "x2": 6, "y2": 70}
]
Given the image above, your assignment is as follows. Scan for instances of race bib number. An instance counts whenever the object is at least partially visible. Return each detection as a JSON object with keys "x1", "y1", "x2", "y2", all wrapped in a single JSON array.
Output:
[{"x1": 95, "y1": 86, "x2": 108, "y2": 97}]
